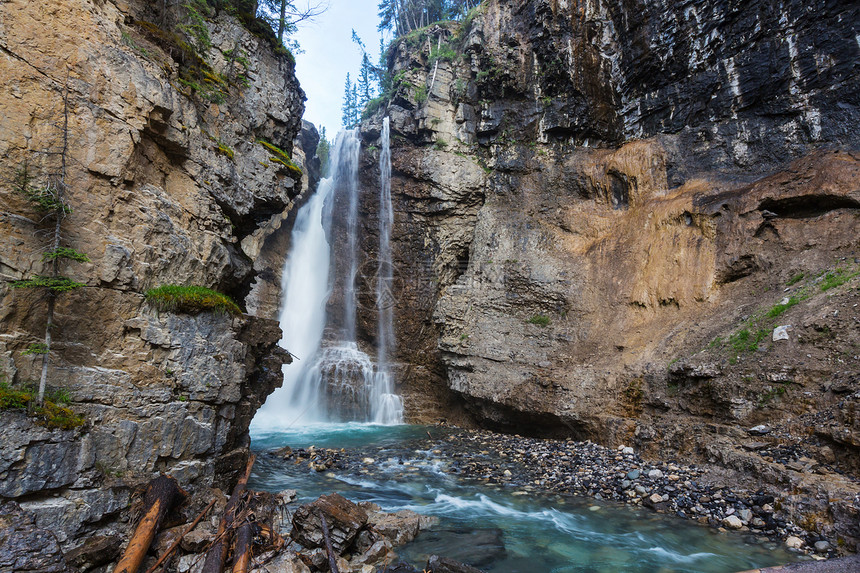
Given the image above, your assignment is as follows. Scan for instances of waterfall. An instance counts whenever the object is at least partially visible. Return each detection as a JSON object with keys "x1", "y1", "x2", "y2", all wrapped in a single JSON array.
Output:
[{"x1": 253, "y1": 126, "x2": 403, "y2": 429}]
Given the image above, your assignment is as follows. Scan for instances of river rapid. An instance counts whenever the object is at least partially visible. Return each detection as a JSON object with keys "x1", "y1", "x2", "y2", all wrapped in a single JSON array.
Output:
[{"x1": 249, "y1": 423, "x2": 798, "y2": 573}]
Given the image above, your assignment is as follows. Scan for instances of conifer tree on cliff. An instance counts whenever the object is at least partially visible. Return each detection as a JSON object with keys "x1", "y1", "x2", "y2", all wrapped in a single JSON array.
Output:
[
  {"x1": 256, "y1": 0, "x2": 328, "y2": 43},
  {"x1": 9, "y1": 87, "x2": 88, "y2": 407}
]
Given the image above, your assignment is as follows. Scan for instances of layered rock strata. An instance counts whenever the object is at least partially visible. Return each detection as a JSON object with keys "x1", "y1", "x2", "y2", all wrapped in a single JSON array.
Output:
[
  {"x1": 357, "y1": 0, "x2": 860, "y2": 548},
  {"x1": 0, "y1": 0, "x2": 303, "y2": 553}
]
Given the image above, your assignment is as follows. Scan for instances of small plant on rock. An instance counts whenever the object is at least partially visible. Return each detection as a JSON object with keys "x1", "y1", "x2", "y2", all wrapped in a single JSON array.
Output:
[{"x1": 145, "y1": 285, "x2": 242, "y2": 315}]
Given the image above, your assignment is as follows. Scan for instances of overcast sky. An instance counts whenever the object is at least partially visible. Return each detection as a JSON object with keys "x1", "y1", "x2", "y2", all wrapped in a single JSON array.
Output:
[{"x1": 292, "y1": 0, "x2": 387, "y2": 139}]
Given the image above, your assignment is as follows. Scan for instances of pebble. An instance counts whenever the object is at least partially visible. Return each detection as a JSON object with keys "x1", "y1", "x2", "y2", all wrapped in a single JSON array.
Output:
[
  {"x1": 648, "y1": 469, "x2": 663, "y2": 479},
  {"x1": 785, "y1": 536, "x2": 804, "y2": 549}
]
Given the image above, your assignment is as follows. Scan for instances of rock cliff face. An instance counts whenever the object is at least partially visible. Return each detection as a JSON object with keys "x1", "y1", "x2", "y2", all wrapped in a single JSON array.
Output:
[
  {"x1": 0, "y1": 0, "x2": 304, "y2": 553},
  {"x1": 358, "y1": 0, "x2": 860, "y2": 546}
]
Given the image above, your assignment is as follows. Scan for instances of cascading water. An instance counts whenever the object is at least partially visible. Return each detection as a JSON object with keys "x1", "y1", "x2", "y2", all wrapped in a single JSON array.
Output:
[
  {"x1": 371, "y1": 118, "x2": 403, "y2": 423},
  {"x1": 253, "y1": 125, "x2": 402, "y2": 429}
]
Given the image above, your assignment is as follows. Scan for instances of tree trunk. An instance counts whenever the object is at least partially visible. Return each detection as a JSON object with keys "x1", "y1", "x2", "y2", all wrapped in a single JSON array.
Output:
[
  {"x1": 201, "y1": 455, "x2": 256, "y2": 573},
  {"x1": 231, "y1": 522, "x2": 253, "y2": 573},
  {"x1": 144, "y1": 500, "x2": 215, "y2": 573},
  {"x1": 114, "y1": 475, "x2": 188, "y2": 573},
  {"x1": 277, "y1": 0, "x2": 287, "y2": 42}
]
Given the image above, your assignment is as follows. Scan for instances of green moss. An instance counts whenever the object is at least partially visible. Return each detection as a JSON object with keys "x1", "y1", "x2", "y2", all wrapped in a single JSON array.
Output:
[
  {"x1": 0, "y1": 382, "x2": 32, "y2": 409},
  {"x1": 258, "y1": 139, "x2": 303, "y2": 178},
  {"x1": 145, "y1": 285, "x2": 241, "y2": 315},
  {"x1": 216, "y1": 141, "x2": 235, "y2": 160},
  {"x1": 433, "y1": 139, "x2": 448, "y2": 150},
  {"x1": 0, "y1": 383, "x2": 83, "y2": 429},
  {"x1": 527, "y1": 314, "x2": 550, "y2": 327}
]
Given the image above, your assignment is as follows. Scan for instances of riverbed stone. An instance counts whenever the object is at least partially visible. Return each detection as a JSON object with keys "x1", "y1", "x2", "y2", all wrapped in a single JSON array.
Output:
[
  {"x1": 723, "y1": 515, "x2": 744, "y2": 529},
  {"x1": 785, "y1": 536, "x2": 804, "y2": 549},
  {"x1": 427, "y1": 555, "x2": 486, "y2": 573}
]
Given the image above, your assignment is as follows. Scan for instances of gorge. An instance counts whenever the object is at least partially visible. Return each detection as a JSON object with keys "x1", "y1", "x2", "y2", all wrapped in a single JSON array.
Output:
[{"x1": 0, "y1": 0, "x2": 858, "y2": 571}]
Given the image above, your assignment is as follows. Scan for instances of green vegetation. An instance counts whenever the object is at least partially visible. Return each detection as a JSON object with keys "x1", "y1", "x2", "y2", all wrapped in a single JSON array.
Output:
[
  {"x1": 145, "y1": 285, "x2": 242, "y2": 315},
  {"x1": 216, "y1": 140, "x2": 235, "y2": 160},
  {"x1": 527, "y1": 314, "x2": 550, "y2": 327},
  {"x1": 258, "y1": 139, "x2": 303, "y2": 178},
  {"x1": 10, "y1": 275, "x2": 86, "y2": 293},
  {"x1": 433, "y1": 138, "x2": 448, "y2": 150},
  {"x1": 728, "y1": 328, "x2": 769, "y2": 353},
  {"x1": 0, "y1": 382, "x2": 85, "y2": 430},
  {"x1": 786, "y1": 272, "x2": 805, "y2": 286},
  {"x1": 415, "y1": 84, "x2": 428, "y2": 105},
  {"x1": 10, "y1": 96, "x2": 88, "y2": 407},
  {"x1": 22, "y1": 343, "x2": 49, "y2": 356},
  {"x1": 42, "y1": 247, "x2": 90, "y2": 263},
  {"x1": 821, "y1": 267, "x2": 859, "y2": 292},
  {"x1": 758, "y1": 380, "x2": 791, "y2": 407},
  {"x1": 766, "y1": 295, "x2": 800, "y2": 318}
]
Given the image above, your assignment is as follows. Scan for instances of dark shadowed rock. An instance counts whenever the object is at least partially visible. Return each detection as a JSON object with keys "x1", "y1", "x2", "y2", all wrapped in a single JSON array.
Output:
[
  {"x1": 427, "y1": 555, "x2": 487, "y2": 573},
  {"x1": 0, "y1": 502, "x2": 69, "y2": 573},
  {"x1": 290, "y1": 493, "x2": 368, "y2": 554}
]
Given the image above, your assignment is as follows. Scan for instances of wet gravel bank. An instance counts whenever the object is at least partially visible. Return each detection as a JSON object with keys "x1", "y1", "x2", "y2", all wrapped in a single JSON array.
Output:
[{"x1": 264, "y1": 427, "x2": 842, "y2": 560}]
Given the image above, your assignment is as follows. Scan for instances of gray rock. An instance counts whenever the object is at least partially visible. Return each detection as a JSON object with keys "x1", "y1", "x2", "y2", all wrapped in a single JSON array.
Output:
[
  {"x1": 647, "y1": 469, "x2": 664, "y2": 479},
  {"x1": 0, "y1": 502, "x2": 69, "y2": 573},
  {"x1": 722, "y1": 515, "x2": 744, "y2": 529},
  {"x1": 627, "y1": 469, "x2": 641, "y2": 480},
  {"x1": 773, "y1": 325, "x2": 792, "y2": 341}
]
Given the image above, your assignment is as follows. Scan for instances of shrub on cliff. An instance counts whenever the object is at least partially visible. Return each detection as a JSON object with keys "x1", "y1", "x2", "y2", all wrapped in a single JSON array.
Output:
[{"x1": 145, "y1": 285, "x2": 242, "y2": 315}]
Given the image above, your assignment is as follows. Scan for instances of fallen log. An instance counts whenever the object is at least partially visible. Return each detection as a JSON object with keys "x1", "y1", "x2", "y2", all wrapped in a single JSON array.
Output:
[
  {"x1": 114, "y1": 475, "x2": 188, "y2": 573},
  {"x1": 320, "y1": 514, "x2": 340, "y2": 573},
  {"x1": 144, "y1": 499, "x2": 215, "y2": 573},
  {"x1": 201, "y1": 454, "x2": 256, "y2": 573},
  {"x1": 231, "y1": 521, "x2": 253, "y2": 573}
]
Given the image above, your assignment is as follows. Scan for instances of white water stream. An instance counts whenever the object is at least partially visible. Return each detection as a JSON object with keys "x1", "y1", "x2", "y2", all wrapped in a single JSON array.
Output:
[{"x1": 253, "y1": 126, "x2": 403, "y2": 430}]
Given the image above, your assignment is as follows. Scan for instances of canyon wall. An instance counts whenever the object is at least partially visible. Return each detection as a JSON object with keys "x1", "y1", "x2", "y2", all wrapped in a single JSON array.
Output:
[
  {"x1": 357, "y1": 0, "x2": 860, "y2": 546},
  {"x1": 0, "y1": 0, "x2": 306, "y2": 558}
]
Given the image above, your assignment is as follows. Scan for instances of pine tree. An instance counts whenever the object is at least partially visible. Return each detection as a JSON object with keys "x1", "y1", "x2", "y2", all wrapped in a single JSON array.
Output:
[
  {"x1": 9, "y1": 87, "x2": 88, "y2": 407},
  {"x1": 357, "y1": 53, "x2": 374, "y2": 107},
  {"x1": 316, "y1": 126, "x2": 331, "y2": 176},
  {"x1": 342, "y1": 73, "x2": 357, "y2": 129}
]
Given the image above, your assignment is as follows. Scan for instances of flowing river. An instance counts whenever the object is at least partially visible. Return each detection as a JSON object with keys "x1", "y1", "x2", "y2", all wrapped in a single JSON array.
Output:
[{"x1": 249, "y1": 423, "x2": 796, "y2": 573}]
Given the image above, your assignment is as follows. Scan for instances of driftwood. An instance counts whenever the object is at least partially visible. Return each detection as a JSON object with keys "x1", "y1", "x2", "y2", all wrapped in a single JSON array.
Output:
[
  {"x1": 201, "y1": 454, "x2": 256, "y2": 573},
  {"x1": 320, "y1": 514, "x2": 340, "y2": 573},
  {"x1": 144, "y1": 499, "x2": 216, "y2": 573},
  {"x1": 114, "y1": 475, "x2": 188, "y2": 573},
  {"x1": 230, "y1": 521, "x2": 253, "y2": 573}
]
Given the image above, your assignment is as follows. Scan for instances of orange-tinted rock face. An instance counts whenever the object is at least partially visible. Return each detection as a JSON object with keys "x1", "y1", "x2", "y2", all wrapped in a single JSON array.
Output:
[{"x1": 354, "y1": 0, "x2": 860, "y2": 546}]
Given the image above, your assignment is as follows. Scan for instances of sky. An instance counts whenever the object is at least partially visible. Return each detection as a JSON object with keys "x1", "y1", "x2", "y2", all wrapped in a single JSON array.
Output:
[{"x1": 291, "y1": 0, "x2": 388, "y2": 139}]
